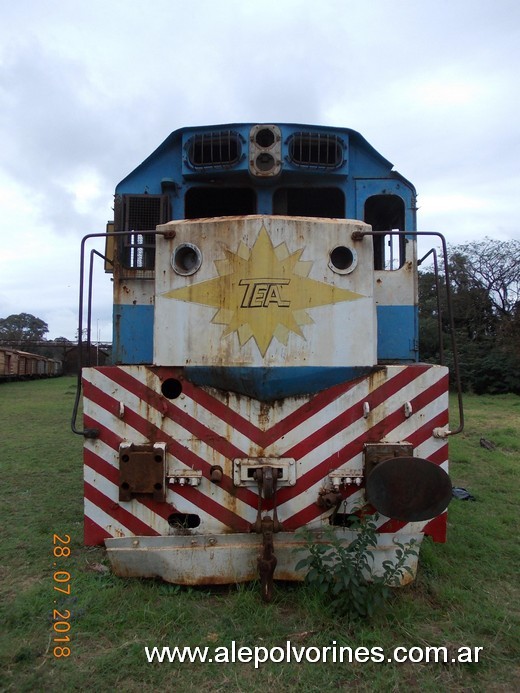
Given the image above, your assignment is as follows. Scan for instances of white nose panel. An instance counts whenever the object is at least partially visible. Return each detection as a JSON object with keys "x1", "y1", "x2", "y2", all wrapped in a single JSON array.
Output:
[{"x1": 154, "y1": 215, "x2": 376, "y2": 368}]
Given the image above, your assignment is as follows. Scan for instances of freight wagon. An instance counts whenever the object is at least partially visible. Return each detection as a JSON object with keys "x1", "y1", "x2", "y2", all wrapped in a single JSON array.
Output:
[
  {"x1": 74, "y1": 123, "x2": 462, "y2": 600},
  {"x1": 0, "y1": 347, "x2": 62, "y2": 381}
]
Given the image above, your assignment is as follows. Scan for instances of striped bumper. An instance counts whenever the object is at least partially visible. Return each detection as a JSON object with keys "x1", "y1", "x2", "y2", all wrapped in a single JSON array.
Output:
[{"x1": 83, "y1": 364, "x2": 449, "y2": 551}]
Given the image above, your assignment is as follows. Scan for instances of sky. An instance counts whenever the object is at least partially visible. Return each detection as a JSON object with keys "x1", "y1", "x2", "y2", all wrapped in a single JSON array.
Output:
[{"x1": 0, "y1": 0, "x2": 519, "y2": 341}]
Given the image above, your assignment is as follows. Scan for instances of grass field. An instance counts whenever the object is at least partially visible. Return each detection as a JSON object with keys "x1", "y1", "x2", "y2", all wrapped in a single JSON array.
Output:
[{"x1": 0, "y1": 376, "x2": 519, "y2": 692}]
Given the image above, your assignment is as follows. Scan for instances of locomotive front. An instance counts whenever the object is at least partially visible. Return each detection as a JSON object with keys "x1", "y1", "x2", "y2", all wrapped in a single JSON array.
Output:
[{"x1": 80, "y1": 124, "x2": 454, "y2": 599}]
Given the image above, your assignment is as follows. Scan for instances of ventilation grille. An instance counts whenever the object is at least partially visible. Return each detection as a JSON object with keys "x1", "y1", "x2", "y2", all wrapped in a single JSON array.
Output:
[
  {"x1": 186, "y1": 130, "x2": 242, "y2": 170},
  {"x1": 288, "y1": 132, "x2": 344, "y2": 169},
  {"x1": 115, "y1": 195, "x2": 169, "y2": 271}
]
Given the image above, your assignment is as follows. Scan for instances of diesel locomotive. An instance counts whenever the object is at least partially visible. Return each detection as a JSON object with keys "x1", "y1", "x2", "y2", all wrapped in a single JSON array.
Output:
[{"x1": 74, "y1": 123, "x2": 461, "y2": 600}]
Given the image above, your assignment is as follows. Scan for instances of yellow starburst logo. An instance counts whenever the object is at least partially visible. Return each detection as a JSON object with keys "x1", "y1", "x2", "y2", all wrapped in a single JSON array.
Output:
[{"x1": 163, "y1": 226, "x2": 364, "y2": 356}]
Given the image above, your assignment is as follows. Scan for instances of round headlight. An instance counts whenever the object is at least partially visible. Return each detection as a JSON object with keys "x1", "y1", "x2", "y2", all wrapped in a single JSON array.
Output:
[
  {"x1": 329, "y1": 246, "x2": 357, "y2": 274},
  {"x1": 172, "y1": 243, "x2": 203, "y2": 276}
]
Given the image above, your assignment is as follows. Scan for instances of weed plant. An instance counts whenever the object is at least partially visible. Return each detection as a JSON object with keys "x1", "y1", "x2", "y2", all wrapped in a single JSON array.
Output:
[{"x1": 295, "y1": 515, "x2": 418, "y2": 619}]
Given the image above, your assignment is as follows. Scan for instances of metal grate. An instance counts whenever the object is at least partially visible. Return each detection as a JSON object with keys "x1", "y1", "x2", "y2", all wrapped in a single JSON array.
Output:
[
  {"x1": 115, "y1": 195, "x2": 170, "y2": 270},
  {"x1": 288, "y1": 132, "x2": 344, "y2": 169},
  {"x1": 186, "y1": 130, "x2": 242, "y2": 170}
]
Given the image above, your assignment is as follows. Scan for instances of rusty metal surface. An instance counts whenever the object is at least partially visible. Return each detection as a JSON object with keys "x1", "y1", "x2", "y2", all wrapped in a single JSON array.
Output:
[
  {"x1": 258, "y1": 517, "x2": 277, "y2": 602},
  {"x1": 233, "y1": 457, "x2": 296, "y2": 488},
  {"x1": 366, "y1": 456, "x2": 452, "y2": 522},
  {"x1": 252, "y1": 464, "x2": 283, "y2": 600},
  {"x1": 119, "y1": 442, "x2": 166, "y2": 502},
  {"x1": 364, "y1": 442, "x2": 413, "y2": 481},
  {"x1": 317, "y1": 489, "x2": 343, "y2": 509},
  {"x1": 104, "y1": 531, "x2": 424, "y2": 586}
]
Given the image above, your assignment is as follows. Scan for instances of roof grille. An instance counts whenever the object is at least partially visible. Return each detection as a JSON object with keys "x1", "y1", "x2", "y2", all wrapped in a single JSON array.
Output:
[
  {"x1": 288, "y1": 132, "x2": 344, "y2": 169},
  {"x1": 186, "y1": 130, "x2": 242, "y2": 170}
]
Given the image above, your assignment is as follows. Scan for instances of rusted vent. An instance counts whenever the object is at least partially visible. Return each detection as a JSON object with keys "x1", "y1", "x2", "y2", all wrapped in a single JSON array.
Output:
[
  {"x1": 186, "y1": 130, "x2": 242, "y2": 169},
  {"x1": 288, "y1": 132, "x2": 344, "y2": 169}
]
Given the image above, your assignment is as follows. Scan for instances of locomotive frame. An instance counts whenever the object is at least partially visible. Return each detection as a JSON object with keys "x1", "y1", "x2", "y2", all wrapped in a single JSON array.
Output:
[{"x1": 72, "y1": 123, "x2": 463, "y2": 600}]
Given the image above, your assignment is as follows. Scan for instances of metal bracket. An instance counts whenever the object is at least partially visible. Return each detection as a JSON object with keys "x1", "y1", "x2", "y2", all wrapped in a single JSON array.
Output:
[
  {"x1": 364, "y1": 442, "x2": 413, "y2": 481},
  {"x1": 233, "y1": 457, "x2": 296, "y2": 487},
  {"x1": 119, "y1": 442, "x2": 166, "y2": 502},
  {"x1": 167, "y1": 469, "x2": 202, "y2": 487},
  {"x1": 329, "y1": 467, "x2": 364, "y2": 488}
]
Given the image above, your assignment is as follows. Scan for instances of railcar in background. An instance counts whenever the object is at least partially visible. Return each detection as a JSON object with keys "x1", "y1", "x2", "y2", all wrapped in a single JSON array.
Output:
[
  {"x1": 74, "y1": 123, "x2": 462, "y2": 600},
  {"x1": 0, "y1": 347, "x2": 62, "y2": 381}
]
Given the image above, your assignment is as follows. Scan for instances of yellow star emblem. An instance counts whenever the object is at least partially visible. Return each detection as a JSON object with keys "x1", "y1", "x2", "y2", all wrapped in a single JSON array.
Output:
[{"x1": 163, "y1": 226, "x2": 364, "y2": 356}]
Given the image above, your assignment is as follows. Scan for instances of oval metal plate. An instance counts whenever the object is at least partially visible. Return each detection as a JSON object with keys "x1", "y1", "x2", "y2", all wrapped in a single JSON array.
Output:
[{"x1": 366, "y1": 457, "x2": 452, "y2": 522}]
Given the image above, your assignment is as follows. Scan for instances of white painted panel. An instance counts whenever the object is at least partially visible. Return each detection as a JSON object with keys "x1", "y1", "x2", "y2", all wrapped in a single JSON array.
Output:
[{"x1": 154, "y1": 216, "x2": 377, "y2": 367}]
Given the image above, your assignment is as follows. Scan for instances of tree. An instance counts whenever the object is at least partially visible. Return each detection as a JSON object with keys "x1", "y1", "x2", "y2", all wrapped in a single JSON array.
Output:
[
  {"x1": 448, "y1": 238, "x2": 520, "y2": 363},
  {"x1": 449, "y1": 237, "x2": 520, "y2": 318},
  {"x1": 419, "y1": 237, "x2": 520, "y2": 394},
  {"x1": 0, "y1": 313, "x2": 49, "y2": 344}
]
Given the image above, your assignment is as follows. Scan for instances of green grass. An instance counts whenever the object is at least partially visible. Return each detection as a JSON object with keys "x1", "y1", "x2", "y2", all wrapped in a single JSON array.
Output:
[{"x1": 0, "y1": 378, "x2": 519, "y2": 692}]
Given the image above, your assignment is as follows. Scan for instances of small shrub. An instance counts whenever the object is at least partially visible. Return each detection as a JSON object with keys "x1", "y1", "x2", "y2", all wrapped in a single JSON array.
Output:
[{"x1": 295, "y1": 513, "x2": 418, "y2": 619}]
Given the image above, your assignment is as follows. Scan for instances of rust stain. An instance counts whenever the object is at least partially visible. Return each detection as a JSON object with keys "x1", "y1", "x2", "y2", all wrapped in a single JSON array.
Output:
[
  {"x1": 368, "y1": 366, "x2": 387, "y2": 393},
  {"x1": 220, "y1": 466, "x2": 239, "y2": 519},
  {"x1": 258, "y1": 401, "x2": 271, "y2": 429}
]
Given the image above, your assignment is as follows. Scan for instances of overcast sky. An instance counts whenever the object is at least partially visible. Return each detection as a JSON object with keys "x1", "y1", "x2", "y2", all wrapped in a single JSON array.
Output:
[{"x1": 0, "y1": 0, "x2": 519, "y2": 340}]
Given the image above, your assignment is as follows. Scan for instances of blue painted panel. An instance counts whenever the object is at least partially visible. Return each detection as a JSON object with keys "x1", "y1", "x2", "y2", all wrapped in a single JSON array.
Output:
[
  {"x1": 354, "y1": 179, "x2": 416, "y2": 231},
  {"x1": 113, "y1": 304, "x2": 154, "y2": 364},
  {"x1": 184, "y1": 366, "x2": 373, "y2": 401},
  {"x1": 377, "y1": 305, "x2": 418, "y2": 362},
  {"x1": 115, "y1": 124, "x2": 415, "y2": 218}
]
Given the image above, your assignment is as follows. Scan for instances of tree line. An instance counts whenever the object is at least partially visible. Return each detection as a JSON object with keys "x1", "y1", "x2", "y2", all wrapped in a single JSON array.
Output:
[
  {"x1": 419, "y1": 237, "x2": 520, "y2": 394},
  {"x1": 0, "y1": 313, "x2": 53, "y2": 343}
]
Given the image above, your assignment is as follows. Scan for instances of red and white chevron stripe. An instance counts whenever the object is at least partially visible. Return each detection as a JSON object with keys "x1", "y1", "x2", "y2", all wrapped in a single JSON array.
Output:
[{"x1": 83, "y1": 364, "x2": 449, "y2": 547}]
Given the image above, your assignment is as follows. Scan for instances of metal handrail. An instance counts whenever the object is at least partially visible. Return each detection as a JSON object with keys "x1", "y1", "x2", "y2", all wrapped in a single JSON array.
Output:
[
  {"x1": 351, "y1": 228, "x2": 464, "y2": 435},
  {"x1": 71, "y1": 229, "x2": 169, "y2": 437},
  {"x1": 418, "y1": 247, "x2": 444, "y2": 364}
]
